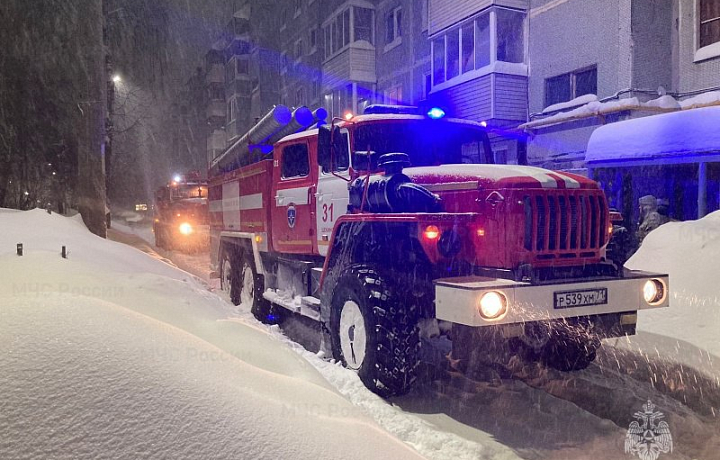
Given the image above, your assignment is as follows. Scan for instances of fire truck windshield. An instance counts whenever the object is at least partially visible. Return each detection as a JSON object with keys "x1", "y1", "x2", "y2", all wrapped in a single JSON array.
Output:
[
  {"x1": 171, "y1": 184, "x2": 208, "y2": 200},
  {"x1": 352, "y1": 120, "x2": 492, "y2": 170}
]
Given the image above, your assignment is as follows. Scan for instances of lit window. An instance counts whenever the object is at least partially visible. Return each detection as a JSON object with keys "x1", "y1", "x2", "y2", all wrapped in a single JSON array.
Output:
[
  {"x1": 385, "y1": 85, "x2": 403, "y2": 104},
  {"x1": 700, "y1": 0, "x2": 720, "y2": 48}
]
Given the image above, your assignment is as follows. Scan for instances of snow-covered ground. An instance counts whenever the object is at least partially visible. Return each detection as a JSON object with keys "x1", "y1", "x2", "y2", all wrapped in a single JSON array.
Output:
[
  {"x1": 2, "y1": 208, "x2": 719, "y2": 460},
  {"x1": 0, "y1": 209, "x2": 518, "y2": 460}
]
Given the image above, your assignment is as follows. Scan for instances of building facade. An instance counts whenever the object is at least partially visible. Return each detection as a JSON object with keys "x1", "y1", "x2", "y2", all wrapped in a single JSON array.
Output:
[
  {"x1": 184, "y1": 0, "x2": 720, "y2": 220},
  {"x1": 522, "y1": 0, "x2": 720, "y2": 222}
]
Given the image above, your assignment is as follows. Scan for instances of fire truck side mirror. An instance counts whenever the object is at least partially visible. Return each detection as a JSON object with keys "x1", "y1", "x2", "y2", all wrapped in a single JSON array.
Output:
[{"x1": 318, "y1": 125, "x2": 343, "y2": 174}]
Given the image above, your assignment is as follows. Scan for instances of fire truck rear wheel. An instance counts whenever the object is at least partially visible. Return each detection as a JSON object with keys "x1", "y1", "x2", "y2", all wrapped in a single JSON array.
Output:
[
  {"x1": 220, "y1": 250, "x2": 240, "y2": 305},
  {"x1": 330, "y1": 266, "x2": 421, "y2": 398},
  {"x1": 543, "y1": 333, "x2": 600, "y2": 372},
  {"x1": 239, "y1": 255, "x2": 277, "y2": 324}
]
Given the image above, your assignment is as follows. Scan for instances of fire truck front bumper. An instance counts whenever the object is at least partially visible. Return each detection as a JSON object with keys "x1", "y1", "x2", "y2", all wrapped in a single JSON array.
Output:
[{"x1": 434, "y1": 270, "x2": 669, "y2": 328}]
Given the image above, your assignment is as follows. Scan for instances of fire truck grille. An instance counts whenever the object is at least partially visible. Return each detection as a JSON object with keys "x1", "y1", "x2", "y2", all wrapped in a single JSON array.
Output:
[{"x1": 523, "y1": 191, "x2": 607, "y2": 256}]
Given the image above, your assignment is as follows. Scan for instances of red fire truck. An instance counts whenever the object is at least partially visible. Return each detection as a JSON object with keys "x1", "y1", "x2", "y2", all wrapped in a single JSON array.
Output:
[
  {"x1": 153, "y1": 172, "x2": 209, "y2": 252},
  {"x1": 208, "y1": 104, "x2": 669, "y2": 397}
]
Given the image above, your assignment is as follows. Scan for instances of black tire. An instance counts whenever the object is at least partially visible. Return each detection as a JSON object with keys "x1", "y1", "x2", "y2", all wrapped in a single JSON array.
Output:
[
  {"x1": 220, "y1": 247, "x2": 240, "y2": 305},
  {"x1": 543, "y1": 332, "x2": 600, "y2": 372},
  {"x1": 330, "y1": 266, "x2": 421, "y2": 397},
  {"x1": 240, "y1": 255, "x2": 276, "y2": 323}
]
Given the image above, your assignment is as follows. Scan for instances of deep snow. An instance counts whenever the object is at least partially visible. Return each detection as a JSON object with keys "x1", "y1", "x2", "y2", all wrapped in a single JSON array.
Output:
[
  {"x1": 3, "y1": 208, "x2": 719, "y2": 460},
  {"x1": 0, "y1": 209, "x2": 519, "y2": 460},
  {"x1": 625, "y1": 210, "x2": 720, "y2": 360}
]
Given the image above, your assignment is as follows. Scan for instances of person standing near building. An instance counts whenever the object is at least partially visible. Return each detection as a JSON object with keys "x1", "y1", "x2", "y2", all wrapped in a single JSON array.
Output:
[{"x1": 637, "y1": 195, "x2": 669, "y2": 243}]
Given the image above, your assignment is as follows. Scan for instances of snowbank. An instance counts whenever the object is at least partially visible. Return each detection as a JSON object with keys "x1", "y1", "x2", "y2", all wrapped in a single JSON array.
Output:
[
  {"x1": 625, "y1": 211, "x2": 720, "y2": 358},
  {"x1": 0, "y1": 209, "x2": 521, "y2": 460},
  {"x1": 0, "y1": 209, "x2": 426, "y2": 460}
]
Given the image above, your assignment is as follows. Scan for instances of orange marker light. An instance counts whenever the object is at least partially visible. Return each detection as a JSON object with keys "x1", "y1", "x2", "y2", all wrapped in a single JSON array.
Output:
[
  {"x1": 255, "y1": 235, "x2": 263, "y2": 244},
  {"x1": 344, "y1": 111, "x2": 353, "y2": 121},
  {"x1": 423, "y1": 225, "x2": 440, "y2": 240},
  {"x1": 476, "y1": 228, "x2": 485, "y2": 237}
]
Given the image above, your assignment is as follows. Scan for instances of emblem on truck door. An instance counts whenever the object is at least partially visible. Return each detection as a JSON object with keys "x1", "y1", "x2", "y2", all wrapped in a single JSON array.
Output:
[{"x1": 287, "y1": 205, "x2": 296, "y2": 228}]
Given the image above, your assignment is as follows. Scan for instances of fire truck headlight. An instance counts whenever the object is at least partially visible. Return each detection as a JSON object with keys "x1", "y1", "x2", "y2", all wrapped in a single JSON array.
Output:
[
  {"x1": 179, "y1": 222, "x2": 193, "y2": 235},
  {"x1": 643, "y1": 279, "x2": 665, "y2": 305},
  {"x1": 478, "y1": 291, "x2": 508, "y2": 320}
]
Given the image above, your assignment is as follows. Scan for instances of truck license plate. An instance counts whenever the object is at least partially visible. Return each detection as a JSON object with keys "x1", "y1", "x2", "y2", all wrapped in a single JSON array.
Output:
[{"x1": 553, "y1": 288, "x2": 608, "y2": 309}]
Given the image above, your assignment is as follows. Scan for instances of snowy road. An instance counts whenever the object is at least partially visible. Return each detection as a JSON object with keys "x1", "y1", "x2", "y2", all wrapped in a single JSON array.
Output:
[{"x1": 104, "y1": 218, "x2": 720, "y2": 459}]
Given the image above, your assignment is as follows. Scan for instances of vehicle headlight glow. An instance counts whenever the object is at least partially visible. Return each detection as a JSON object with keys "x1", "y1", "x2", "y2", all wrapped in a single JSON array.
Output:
[
  {"x1": 478, "y1": 291, "x2": 508, "y2": 320},
  {"x1": 643, "y1": 279, "x2": 665, "y2": 305},
  {"x1": 178, "y1": 222, "x2": 193, "y2": 235}
]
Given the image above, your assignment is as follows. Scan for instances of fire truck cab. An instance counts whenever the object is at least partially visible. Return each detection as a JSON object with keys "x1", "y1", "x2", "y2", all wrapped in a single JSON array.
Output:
[
  {"x1": 209, "y1": 105, "x2": 669, "y2": 397},
  {"x1": 153, "y1": 172, "x2": 209, "y2": 252}
]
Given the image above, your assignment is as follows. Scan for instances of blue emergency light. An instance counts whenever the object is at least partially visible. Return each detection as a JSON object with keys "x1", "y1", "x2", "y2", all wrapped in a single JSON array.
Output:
[{"x1": 427, "y1": 107, "x2": 446, "y2": 119}]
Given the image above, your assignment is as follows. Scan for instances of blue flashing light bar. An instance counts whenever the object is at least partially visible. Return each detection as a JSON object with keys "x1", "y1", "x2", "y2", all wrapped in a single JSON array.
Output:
[{"x1": 427, "y1": 107, "x2": 446, "y2": 120}]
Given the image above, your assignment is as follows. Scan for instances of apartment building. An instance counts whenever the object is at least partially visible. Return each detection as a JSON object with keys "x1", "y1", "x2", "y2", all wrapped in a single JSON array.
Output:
[
  {"x1": 523, "y1": 0, "x2": 720, "y2": 221},
  {"x1": 425, "y1": 0, "x2": 529, "y2": 164}
]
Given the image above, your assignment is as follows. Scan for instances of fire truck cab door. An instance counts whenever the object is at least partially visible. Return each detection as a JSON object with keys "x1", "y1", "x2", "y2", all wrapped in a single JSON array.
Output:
[
  {"x1": 315, "y1": 128, "x2": 351, "y2": 256},
  {"x1": 272, "y1": 140, "x2": 316, "y2": 254}
]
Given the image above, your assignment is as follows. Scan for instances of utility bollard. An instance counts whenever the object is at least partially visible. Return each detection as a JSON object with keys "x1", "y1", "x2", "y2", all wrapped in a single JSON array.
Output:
[
  {"x1": 61, "y1": 246, "x2": 67, "y2": 259},
  {"x1": 17, "y1": 243, "x2": 23, "y2": 256}
]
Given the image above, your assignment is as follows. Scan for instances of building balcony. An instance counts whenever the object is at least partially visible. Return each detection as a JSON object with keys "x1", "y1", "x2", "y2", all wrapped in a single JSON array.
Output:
[
  {"x1": 205, "y1": 64, "x2": 224, "y2": 85},
  {"x1": 206, "y1": 99, "x2": 225, "y2": 121},
  {"x1": 322, "y1": 43, "x2": 376, "y2": 90}
]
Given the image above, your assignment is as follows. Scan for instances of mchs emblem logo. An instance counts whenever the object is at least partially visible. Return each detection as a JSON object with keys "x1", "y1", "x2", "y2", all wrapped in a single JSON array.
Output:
[
  {"x1": 625, "y1": 399, "x2": 673, "y2": 460},
  {"x1": 287, "y1": 205, "x2": 296, "y2": 228}
]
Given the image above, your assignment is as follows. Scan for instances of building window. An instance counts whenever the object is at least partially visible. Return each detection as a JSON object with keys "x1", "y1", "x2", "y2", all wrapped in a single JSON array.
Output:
[
  {"x1": 309, "y1": 28, "x2": 318, "y2": 53},
  {"x1": 281, "y1": 143, "x2": 310, "y2": 179},
  {"x1": 385, "y1": 7, "x2": 402, "y2": 44},
  {"x1": 430, "y1": 9, "x2": 515, "y2": 88},
  {"x1": 227, "y1": 97, "x2": 239, "y2": 122},
  {"x1": 312, "y1": 77, "x2": 320, "y2": 99},
  {"x1": 475, "y1": 14, "x2": 491, "y2": 68},
  {"x1": 699, "y1": 0, "x2": 720, "y2": 48},
  {"x1": 355, "y1": 7, "x2": 373, "y2": 44},
  {"x1": 544, "y1": 66, "x2": 597, "y2": 108},
  {"x1": 496, "y1": 9, "x2": 524, "y2": 63},
  {"x1": 280, "y1": 52, "x2": 289, "y2": 74},
  {"x1": 209, "y1": 87, "x2": 223, "y2": 100},
  {"x1": 432, "y1": 37, "x2": 445, "y2": 85},
  {"x1": 385, "y1": 85, "x2": 403, "y2": 104},
  {"x1": 324, "y1": 6, "x2": 374, "y2": 59},
  {"x1": 295, "y1": 39, "x2": 303, "y2": 61},
  {"x1": 446, "y1": 29, "x2": 460, "y2": 80},
  {"x1": 296, "y1": 86, "x2": 306, "y2": 106},
  {"x1": 461, "y1": 22, "x2": 474, "y2": 73},
  {"x1": 236, "y1": 59, "x2": 248, "y2": 75}
]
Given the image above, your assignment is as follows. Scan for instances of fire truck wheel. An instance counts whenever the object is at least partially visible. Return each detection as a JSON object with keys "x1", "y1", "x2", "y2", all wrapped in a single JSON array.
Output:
[
  {"x1": 543, "y1": 333, "x2": 600, "y2": 372},
  {"x1": 330, "y1": 266, "x2": 421, "y2": 398},
  {"x1": 220, "y1": 250, "x2": 240, "y2": 305},
  {"x1": 239, "y1": 256, "x2": 277, "y2": 324}
]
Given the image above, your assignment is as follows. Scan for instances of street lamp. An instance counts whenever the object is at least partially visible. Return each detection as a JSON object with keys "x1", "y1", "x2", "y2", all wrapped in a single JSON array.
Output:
[{"x1": 112, "y1": 74, "x2": 122, "y2": 84}]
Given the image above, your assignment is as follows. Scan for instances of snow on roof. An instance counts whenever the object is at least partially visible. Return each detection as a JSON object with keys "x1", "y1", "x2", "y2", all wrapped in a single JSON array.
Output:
[
  {"x1": 585, "y1": 106, "x2": 720, "y2": 164},
  {"x1": 522, "y1": 97, "x2": 644, "y2": 130},
  {"x1": 679, "y1": 90, "x2": 720, "y2": 110},
  {"x1": 542, "y1": 94, "x2": 598, "y2": 114}
]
